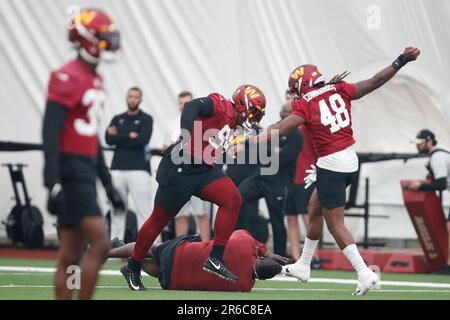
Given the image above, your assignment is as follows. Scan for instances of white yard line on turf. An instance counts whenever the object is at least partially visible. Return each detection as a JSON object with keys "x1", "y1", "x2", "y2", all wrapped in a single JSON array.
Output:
[
  {"x1": 254, "y1": 288, "x2": 450, "y2": 293},
  {"x1": 1, "y1": 266, "x2": 450, "y2": 289},
  {"x1": 271, "y1": 275, "x2": 450, "y2": 289},
  {"x1": 1, "y1": 284, "x2": 450, "y2": 293}
]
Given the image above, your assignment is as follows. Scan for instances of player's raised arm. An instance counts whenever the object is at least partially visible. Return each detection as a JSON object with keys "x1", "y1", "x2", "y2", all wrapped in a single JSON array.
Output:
[{"x1": 353, "y1": 47, "x2": 420, "y2": 100}]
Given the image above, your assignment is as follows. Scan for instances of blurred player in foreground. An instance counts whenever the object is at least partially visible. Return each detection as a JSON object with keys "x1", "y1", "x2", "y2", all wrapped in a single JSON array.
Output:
[{"x1": 42, "y1": 8, "x2": 124, "y2": 299}]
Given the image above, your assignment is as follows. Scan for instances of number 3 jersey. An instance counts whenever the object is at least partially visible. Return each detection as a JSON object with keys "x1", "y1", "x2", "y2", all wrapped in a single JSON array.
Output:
[
  {"x1": 291, "y1": 82, "x2": 358, "y2": 172},
  {"x1": 47, "y1": 59, "x2": 105, "y2": 158}
]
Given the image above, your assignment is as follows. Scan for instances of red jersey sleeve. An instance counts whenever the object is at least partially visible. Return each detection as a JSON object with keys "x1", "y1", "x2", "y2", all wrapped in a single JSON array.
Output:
[
  {"x1": 336, "y1": 81, "x2": 356, "y2": 100},
  {"x1": 291, "y1": 99, "x2": 310, "y2": 122},
  {"x1": 208, "y1": 93, "x2": 228, "y2": 115},
  {"x1": 47, "y1": 71, "x2": 82, "y2": 109},
  {"x1": 255, "y1": 240, "x2": 269, "y2": 257}
]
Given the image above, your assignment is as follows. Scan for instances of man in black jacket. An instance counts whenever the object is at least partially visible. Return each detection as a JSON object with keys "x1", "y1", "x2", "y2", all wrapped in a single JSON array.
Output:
[
  {"x1": 105, "y1": 87, "x2": 154, "y2": 241},
  {"x1": 237, "y1": 104, "x2": 303, "y2": 256}
]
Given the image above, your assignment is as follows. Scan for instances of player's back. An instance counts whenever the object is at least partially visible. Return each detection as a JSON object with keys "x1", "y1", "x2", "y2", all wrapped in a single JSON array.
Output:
[
  {"x1": 185, "y1": 93, "x2": 237, "y2": 165},
  {"x1": 169, "y1": 231, "x2": 256, "y2": 292}
]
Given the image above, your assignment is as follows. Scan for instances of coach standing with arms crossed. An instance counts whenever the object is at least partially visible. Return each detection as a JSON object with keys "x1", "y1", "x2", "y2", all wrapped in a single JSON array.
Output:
[{"x1": 105, "y1": 87, "x2": 153, "y2": 241}]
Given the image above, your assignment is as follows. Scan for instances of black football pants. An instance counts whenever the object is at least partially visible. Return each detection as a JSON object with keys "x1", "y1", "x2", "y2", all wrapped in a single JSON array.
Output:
[{"x1": 237, "y1": 175, "x2": 288, "y2": 257}]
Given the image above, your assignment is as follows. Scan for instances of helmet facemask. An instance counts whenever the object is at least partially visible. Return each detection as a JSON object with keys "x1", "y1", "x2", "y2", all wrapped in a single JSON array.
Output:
[
  {"x1": 288, "y1": 65, "x2": 326, "y2": 99},
  {"x1": 69, "y1": 9, "x2": 121, "y2": 64},
  {"x1": 231, "y1": 84, "x2": 266, "y2": 132}
]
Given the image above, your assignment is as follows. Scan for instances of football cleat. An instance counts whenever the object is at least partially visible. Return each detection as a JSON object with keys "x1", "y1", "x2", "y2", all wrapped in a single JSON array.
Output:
[
  {"x1": 352, "y1": 270, "x2": 379, "y2": 296},
  {"x1": 203, "y1": 257, "x2": 238, "y2": 282},
  {"x1": 282, "y1": 262, "x2": 310, "y2": 282},
  {"x1": 110, "y1": 237, "x2": 125, "y2": 249},
  {"x1": 311, "y1": 257, "x2": 324, "y2": 270},
  {"x1": 121, "y1": 258, "x2": 146, "y2": 291}
]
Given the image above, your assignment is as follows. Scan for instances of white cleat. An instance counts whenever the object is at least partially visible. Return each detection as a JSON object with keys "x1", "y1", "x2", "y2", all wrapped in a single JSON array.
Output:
[
  {"x1": 352, "y1": 271, "x2": 379, "y2": 296},
  {"x1": 282, "y1": 263, "x2": 310, "y2": 282}
]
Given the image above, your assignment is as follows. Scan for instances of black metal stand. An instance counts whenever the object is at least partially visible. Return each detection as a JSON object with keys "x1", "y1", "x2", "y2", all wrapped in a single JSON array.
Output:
[
  {"x1": 1, "y1": 163, "x2": 45, "y2": 248},
  {"x1": 344, "y1": 177, "x2": 389, "y2": 249},
  {"x1": 2, "y1": 163, "x2": 32, "y2": 209}
]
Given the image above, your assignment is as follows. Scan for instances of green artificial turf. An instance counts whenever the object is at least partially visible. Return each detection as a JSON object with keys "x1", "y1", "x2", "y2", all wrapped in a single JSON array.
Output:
[{"x1": 0, "y1": 258, "x2": 449, "y2": 300}]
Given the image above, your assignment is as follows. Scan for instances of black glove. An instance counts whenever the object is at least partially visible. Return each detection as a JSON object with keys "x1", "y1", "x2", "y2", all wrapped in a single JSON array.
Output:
[
  {"x1": 106, "y1": 185, "x2": 126, "y2": 212},
  {"x1": 47, "y1": 183, "x2": 66, "y2": 216}
]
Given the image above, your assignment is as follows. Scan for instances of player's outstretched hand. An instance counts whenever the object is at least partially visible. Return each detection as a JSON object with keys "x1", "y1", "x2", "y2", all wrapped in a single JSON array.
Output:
[
  {"x1": 266, "y1": 252, "x2": 289, "y2": 265},
  {"x1": 403, "y1": 47, "x2": 420, "y2": 61}
]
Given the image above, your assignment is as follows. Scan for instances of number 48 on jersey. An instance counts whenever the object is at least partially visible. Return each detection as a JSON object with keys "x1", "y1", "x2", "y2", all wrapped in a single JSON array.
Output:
[{"x1": 319, "y1": 93, "x2": 350, "y2": 133}]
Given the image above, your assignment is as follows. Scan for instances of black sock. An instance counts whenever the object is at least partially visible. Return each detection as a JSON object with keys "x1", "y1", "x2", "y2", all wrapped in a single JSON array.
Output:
[
  {"x1": 210, "y1": 245, "x2": 225, "y2": 259},
  {"x1": 128, "y1": 257, "x2": 141, "y2": 270}
]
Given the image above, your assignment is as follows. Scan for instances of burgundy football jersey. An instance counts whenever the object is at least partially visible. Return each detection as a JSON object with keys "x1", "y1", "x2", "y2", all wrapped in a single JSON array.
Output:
[
  {"x1": 47, "y1": 59, "x2": 105, "y2": 158},
  {"x1": 169, "y1": 230, "x2": 268, "y2": 292},
  {"x1": 185, "y1": 93, "x2": 237, "y2": 165},
  {"x1": 294, "y1": 125, "x2": 318, "y2": 184},
  {"x1": 291, "y1": 82, "x2": 356, "y2": 157}
]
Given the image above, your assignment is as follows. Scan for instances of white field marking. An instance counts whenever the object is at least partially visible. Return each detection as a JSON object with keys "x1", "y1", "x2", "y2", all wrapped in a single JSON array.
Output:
[
  {"x1": 0, "y1": 284, "x2": 450, "y2": 294},
  {"x1": 0, "y1": 266, "x2": 122, "y2": 276},
  {"x1": 0, "y1": 266, "x2": 56, "y2": 273},
  {"x1": 270, "y1": 275, "x2": 450, "y2": 289},
  {"x1": 0, "y1": 284, "x2": 161, "y2": 289},
  {"x1": 1, "y1": 266, "x2": 450, "y2": 289},
  {"x1": 0, "y1": 273, "x2": 51, "y2": 275},
  {"x1": 253, "y1": 288, "x2": 450, "y2": 293}
]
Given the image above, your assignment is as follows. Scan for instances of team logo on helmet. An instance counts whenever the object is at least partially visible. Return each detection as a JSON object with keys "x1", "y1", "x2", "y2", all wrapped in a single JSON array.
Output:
[
  {"x1": 68, "y1": 8, "x2": 121, "y2": 63},
  {"x1": 231, "y1": 85, "x2": 266, "y2": 129},
  {"x1": 288, "y1": 64, "x2": 325, "y2": 98}
]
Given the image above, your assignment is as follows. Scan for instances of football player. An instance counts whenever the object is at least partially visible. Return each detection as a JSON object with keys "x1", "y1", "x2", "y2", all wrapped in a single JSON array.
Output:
[
  {"x1": 121, "y1": 85, "x2": 266, "y2": 290},
  {"x1": 232, "y1": 47, "x2": 420, "y2": 295},
  {"x1": 109, "y1": 230, "x2": 287, "y2": 292},
  {"x1": 42, "y1": 8, "x2": 124, "y2": 299}
]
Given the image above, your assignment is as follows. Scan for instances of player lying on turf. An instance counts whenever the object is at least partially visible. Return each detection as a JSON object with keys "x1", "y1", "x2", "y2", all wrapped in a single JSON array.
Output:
[
  {"x1": 230, "y1": 47, "x2": 420, "y2": 295},
  {"x1": 111, "y1": 230, "x2": 287, "y2": 292}
]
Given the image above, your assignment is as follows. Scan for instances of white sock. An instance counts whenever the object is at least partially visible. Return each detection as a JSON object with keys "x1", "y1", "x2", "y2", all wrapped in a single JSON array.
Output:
[
  {"x1": 342, "y1": 244, "x2": 370, "y2": 277},
  {"x1": 298, "y1": 237, "x2": 319, "y2": 266}
]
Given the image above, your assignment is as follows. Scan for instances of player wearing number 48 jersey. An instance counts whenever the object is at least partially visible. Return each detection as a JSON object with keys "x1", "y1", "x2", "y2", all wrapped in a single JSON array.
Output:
[
  {"x1": 42, "y1": 8, "x2": 125, "y2": 300},
  {"x1": 122, "y1": 85, "x2": 266, "y2": 291},
  {"x1": 238, "y1": 47, "x2": 421, "y2": 295}
]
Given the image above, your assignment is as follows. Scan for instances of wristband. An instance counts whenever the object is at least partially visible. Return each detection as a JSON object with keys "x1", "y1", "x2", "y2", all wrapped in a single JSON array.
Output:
[{"x1": 392, "y1": 53, "x2": 410, "y2": 70}]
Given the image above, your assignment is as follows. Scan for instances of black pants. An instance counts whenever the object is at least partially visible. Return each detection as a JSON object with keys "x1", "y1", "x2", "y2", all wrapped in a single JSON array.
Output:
[
  {"x1": 155, "y1": 154, "x2": 226, "y2": 214},
  {"x1": 238, "y1": 175, "x2": 288, "y2": 256},
  {"x1": 234, "y1": 200, "x2": 268, "y2": 244},
  {"x1": 228, "y1": 164, "x2": 268, "y2": 244}
]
